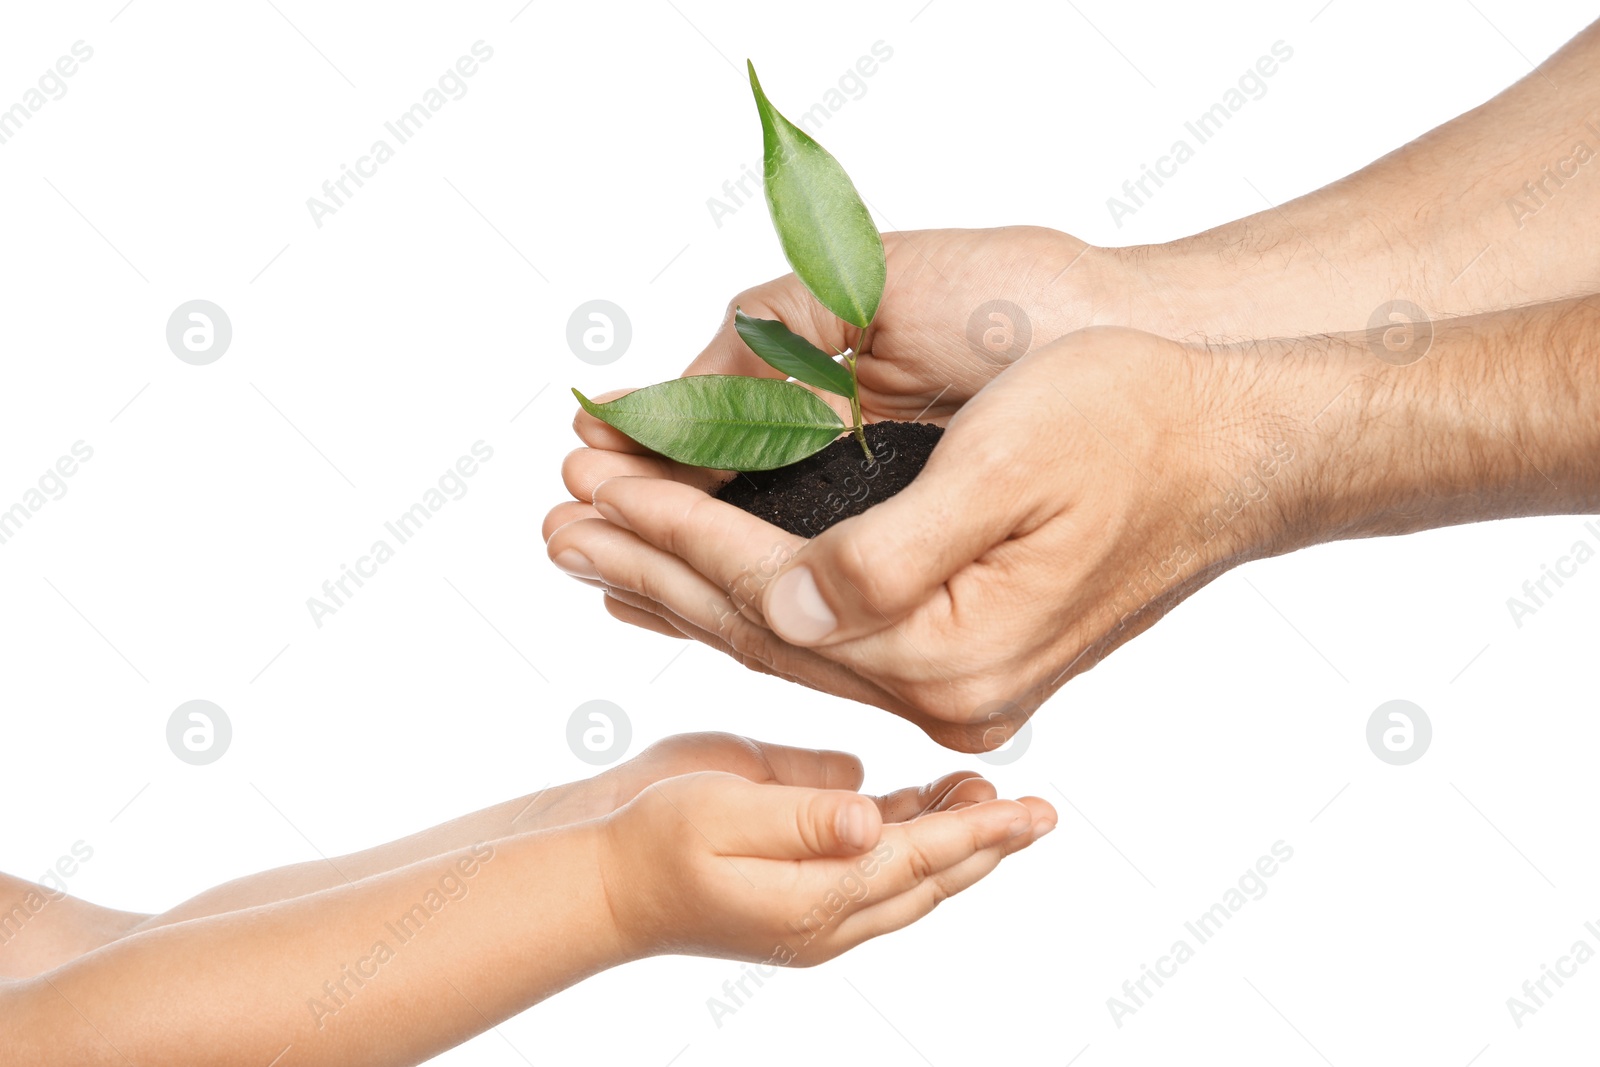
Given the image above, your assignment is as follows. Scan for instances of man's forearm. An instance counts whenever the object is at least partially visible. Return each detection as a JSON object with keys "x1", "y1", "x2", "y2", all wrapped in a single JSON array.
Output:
[
  {"x1": 1103, "y1": 19, "x2": 1600, "y2": 340},
  {"x1": 1259, "y1": 295, "x2": 1600, "y2": 554},
  {"x1": 3, "y1": 828, "x2": 626, "y2": 1067}
]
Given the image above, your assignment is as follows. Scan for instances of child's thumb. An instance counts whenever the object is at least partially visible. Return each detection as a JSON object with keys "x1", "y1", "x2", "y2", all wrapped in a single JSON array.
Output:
[{"x1": 706, "y1": 778, "x2": 885, "y2": 859}]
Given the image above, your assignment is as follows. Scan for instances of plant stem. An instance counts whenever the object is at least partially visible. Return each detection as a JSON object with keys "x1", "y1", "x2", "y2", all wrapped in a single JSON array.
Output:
[
  {"x1": 846, "y1": 355, "x2": 871, "y2": 463},
  {"x1": 850, "y1": 320, "x2": 874, "y2": 464}
]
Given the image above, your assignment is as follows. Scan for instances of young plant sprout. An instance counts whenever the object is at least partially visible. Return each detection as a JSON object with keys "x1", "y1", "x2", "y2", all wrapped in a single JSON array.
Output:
[{"x1": 573, "y1": 60, "x2": 886, "y2": 470}]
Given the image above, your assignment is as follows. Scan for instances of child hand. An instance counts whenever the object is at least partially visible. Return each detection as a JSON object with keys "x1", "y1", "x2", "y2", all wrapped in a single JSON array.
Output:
[
  {"x1": 598, "y1": 768, "x2": 1054, "y2": 966},
  {"x1": 591, "y1": 731, "x2": 996, "y2": 811},
  {"x1": 514, "y1": 733, "x2": 996, "y2": 832}
]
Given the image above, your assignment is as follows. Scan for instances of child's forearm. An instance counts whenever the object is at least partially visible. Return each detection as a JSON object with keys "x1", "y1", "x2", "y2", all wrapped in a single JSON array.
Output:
[
  {"x1": 0, "y1": 875, "x2": 148, "y2": 980},
  {"x1": 132, "y1": 779, "x2": 606, "y2": 933},
  {"x1": 2, "y1": 826, "x2": 628, "y2": 1067}
]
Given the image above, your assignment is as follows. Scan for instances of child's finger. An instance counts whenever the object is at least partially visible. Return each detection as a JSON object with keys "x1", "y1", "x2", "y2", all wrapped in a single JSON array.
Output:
[
  {"x1": 924, "y1": 775, "x2": 999, "y2": 812},
  {"x1": 855, "y1": 799, "x2": 1033, "y2": 902},
  {"x1": 683, "y1": 776, "x2": 884, "y2": 858},
  {"x1": 835, "y1": 843, "x2": 1008, "y2": 945},
  {"x1": 743, "y1": 740, "x2": 866, "y2": 792},
  {"x1": 872, "y1": 772, "x2": 995, "y2": 823},
  {"x1": 1016, "y1": 794, "x2": 1059, "y2": 832},
  {"x1": 835, "y1": 799, "x2": 1055, "y2": 944}
]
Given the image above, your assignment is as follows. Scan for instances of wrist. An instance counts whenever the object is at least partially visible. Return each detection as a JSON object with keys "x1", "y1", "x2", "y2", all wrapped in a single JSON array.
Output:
[
  {"x1": 589, "y1": 810, "x2": 663, "y2": 963},
  {"x1": 1103, "y1": 197, "x2": 1443, "y2": 341},
  {"x1": 562, "y1": 819, "x2": 645, "y2": 968},
  {"x1": 1093, "y1": 240, "x2": 1242, "y2": 340}
]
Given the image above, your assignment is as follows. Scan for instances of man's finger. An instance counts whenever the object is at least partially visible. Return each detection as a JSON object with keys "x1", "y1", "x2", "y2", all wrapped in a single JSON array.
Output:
[
  {"x1": 542, "y1": 501, "x2": 600, "y2": 543},
  {"x1": 563, "y1": 447, "x2": 724, "y2": 503},
  {"x1": 589, "y1": 476, "x2": 804, "y2": 622},
  {"x1": 684, "y1": 278, "x2": 855, "y2": 378},
  {"x1": 602, "y1": 591, "x2": 688, "y2": 639},
  {"x1": 760, "y1": 415, "x2": 1033, "y2": 647},
  {"x1": 572, "y1": 388, "x2": 653, "y2": 454},
  {"x1": 545, "y1": 517, "x2": 906, "y2": 712}
]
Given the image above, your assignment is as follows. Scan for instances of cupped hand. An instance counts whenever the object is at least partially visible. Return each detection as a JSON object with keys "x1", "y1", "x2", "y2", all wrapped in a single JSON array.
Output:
[
  {"x1": 548, "y1": 326, "x2": 1334, "y2": 751},
  {"x1": 591, "y1": 731, "x2": 1001, "y2": 813},
  {"x1": 530, "y1": 732, "x2": 1001, "y2": 828},
  {"x1": 550, "y1": 226, "x2": 1104, "y2": 516},
  {"x1": 600, "y1": 766, "x2": 1055, "y2": 965}
]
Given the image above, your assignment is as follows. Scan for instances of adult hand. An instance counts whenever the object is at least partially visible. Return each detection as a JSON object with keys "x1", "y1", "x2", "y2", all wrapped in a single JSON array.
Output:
[
  {"x1": 553, "y1": 292, "x2": 1600, "y2": 751},
  {"x1": 550, "y1": 325, "x2": 1314, "y2": 750},
  {"x1": 551, "y1": 226, "x2": 1107, "y2": 517}
]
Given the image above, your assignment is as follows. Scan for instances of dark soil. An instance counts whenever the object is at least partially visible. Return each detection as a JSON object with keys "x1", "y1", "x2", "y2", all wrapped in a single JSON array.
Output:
[{"x1": 715, "y1": 421, "x2": 943, "y2": 537}]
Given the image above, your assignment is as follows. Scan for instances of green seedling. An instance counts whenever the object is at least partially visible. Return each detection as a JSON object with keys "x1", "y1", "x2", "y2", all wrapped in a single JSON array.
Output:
[{"x1": 574, "y1": 60, "x2": 886, "y2": 470}]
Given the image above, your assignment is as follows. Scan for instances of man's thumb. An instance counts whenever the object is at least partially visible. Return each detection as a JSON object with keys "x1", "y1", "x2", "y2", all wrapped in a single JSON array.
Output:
[{"x1": 761, "y1": 428, "x2": 1023, "y2": 646}]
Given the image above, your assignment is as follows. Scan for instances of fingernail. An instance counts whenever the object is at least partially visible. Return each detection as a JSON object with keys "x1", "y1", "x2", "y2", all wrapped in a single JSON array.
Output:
[
  {"x1": 1033, "y1": 819, "x2": 1056, "y2": 839},
  {"x1": 552, "y1": 549, "x2": 601, "y2": 581},
  {"x1": 767, "y1": 566, "x2": 836, "y2": 644},
  {"x1": 592, "y1": 498, "x2": 628, "y2": 529},
  {"x1": 837, "y1": 801, "x2": 868, "y2": 851}
]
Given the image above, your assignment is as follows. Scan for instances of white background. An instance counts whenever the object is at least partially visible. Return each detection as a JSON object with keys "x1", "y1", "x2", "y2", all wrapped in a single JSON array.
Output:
[{"x1": 2, "y1": 1, "x2": 1597, "y2": 1063}]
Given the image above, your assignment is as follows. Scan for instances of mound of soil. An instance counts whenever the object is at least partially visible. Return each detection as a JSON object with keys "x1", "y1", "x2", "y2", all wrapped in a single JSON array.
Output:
[{"x1": 715, "y1": 421, "x2": 943, "y2": 537}]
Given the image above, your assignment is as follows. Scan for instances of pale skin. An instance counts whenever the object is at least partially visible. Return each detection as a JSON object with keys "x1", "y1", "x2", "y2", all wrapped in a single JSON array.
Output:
[
  {"x1": 545, "y1": 19, "x2": 1600, "y2": 752},
  {"x1": 0, "y1": 733, "x2": 1054, "y2": 1065}
]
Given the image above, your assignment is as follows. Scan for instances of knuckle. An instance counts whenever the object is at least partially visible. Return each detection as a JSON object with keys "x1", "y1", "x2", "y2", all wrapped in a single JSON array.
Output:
[
  {"x1": 672, "y1": 491, "x2": 724, "y2": 561},
  {"x1": 725, "y1": 288, "x2": 771, "y2": 327},
  {"x1": 905, "y1": 841, "x2": 937, "y2": 884},
  {"x1": 954, "y1": 425, "x2": 1026, "y2": 488},
  {"x1": 623, "y1": 558, "x2": 664, "y2": 605},
  {"x1": 731, "y1": 282, "x2": 788, "y2": 320},
  {"x1": 828, "y1": 534, "x2": 903, "y2": 613},
  {"x1": 793, "y1": 797, "x2": 824, "y2": 854},
  {"x1": 725, "y1": 618, "x2": 782, "y2": 673}
]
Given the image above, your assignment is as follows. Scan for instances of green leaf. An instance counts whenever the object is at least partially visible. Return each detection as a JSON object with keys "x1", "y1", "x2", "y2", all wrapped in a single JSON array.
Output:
[
  {"x1": 573, "y1": 377, "x2": 844, "y2": 471},
  {"x1": 747, "y1": 60, "x2": 886, "y2": 330},
  {"x1": 734, "y1": 308, "x2": 855, "y2": 399}
]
